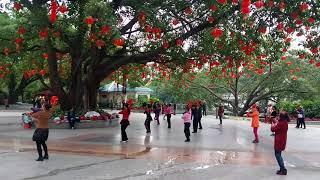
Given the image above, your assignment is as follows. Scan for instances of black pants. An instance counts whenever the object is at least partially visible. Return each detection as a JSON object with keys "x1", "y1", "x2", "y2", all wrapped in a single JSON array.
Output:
[
  {"x1": 144, "y1": 119, "x2": 151, "y2": 133},
  {"x1": 219, "y1": 115, "x2": 223, "y2": 124},
  {"x1": 193, "y1": 118, "x2": 198, "y2": 132},
  {"x1": 198, "y1": 118, "x2": 202, "y2": 129},
  {"x1": 298, "y1": 118, "x2": 306, "y2": 128},
  {"x1": 68, "y1": 119, "x2": 75, "y2": 129},
  {"x1": 203, "y1": 109, "x2": 206, "y2": 116},
  {"x1": 166, "y1": 114, "x2": 171, "y2": 128},
  {"x1": 36, "y1": 141, "x2": 48, "y2": 158},
  {"x1": 184, "y1": 123, "x2": 191, "y2": 140},
  {"x1": 121, "y1": 120, "x2": 129, "y2": 141}
]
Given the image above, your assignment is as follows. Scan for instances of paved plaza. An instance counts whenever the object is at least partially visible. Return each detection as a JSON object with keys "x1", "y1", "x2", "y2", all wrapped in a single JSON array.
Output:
[{"x1": 1, "y1": 107, "x2": 320, "y2": 180}]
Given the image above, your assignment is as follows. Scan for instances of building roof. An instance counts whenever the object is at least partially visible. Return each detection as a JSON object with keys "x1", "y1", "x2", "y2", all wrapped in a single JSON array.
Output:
[{"x1": 99, "y1": 81, "x2": 153, "y2": 93}]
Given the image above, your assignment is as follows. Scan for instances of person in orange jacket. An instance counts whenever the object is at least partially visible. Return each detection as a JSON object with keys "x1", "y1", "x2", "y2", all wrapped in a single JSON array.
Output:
[{"x1": 247, "y1": 104, "x2": 260, "y2": 143}]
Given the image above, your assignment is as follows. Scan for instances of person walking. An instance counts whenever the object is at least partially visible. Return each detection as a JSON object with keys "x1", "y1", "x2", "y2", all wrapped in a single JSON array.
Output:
[
  {"x1": 247, "y1": 104, "x2": 260, "y2": 143},
  {"x1": 31, "y1": 102, "x2": 53, "y2": 161},
  {"x1": 296, "y1": 106, "x2": 306, "y2": 129},
  {"x1": 218, "y1": 105, "x2": 224, "y2": 125},
  {"x1": 119, "y1": 103, "x2": 130, "y2": 142},
  {"x1": 165, "y1": 104, "x2": 173, "y2": 128},
  {"x1": 182, "y1": 106, "x2": 192, "y2": 142},
  {"x1": 144, "y1": 104, "x2": 152, "y2": 133},
  {"x1": 67, "y1": 108, "x2": 76, "y2": 129},
  {"x1": 202, "y1": 101, "x2": 207, "y2": 116},
  {"x1": 271, "y1": 111, "x2": 289, "y2": 175}
]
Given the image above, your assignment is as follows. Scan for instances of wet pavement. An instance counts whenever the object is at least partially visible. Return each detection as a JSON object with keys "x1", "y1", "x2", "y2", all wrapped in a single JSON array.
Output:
[{"x1": 1, "y1": 109, "x2": 320, "y2": 179}]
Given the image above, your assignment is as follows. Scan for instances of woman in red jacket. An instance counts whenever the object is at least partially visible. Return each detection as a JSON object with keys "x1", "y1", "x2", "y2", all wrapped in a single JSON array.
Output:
[
  {"x1": 119, "y1": 103, "x2": 130, "y2": 142},
  {"x1": 271, "y1": 111, "x2": 289, "y2": 175}
]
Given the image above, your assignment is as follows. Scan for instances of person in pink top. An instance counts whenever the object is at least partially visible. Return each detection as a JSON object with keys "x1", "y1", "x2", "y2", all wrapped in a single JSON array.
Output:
[
  {"x1": 182, "y1": 106, "x2": 191, "y2": 142},
  {"x1": 165, "y1": 104, "x2": 173, "y2": 128}
]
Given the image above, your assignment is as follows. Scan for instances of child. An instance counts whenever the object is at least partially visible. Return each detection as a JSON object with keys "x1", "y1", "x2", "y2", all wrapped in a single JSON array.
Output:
[
  {"x1": 271, "y1": 111, "x2": 289, "y2": 175},
  {"x1": 144, "y1": 104, "x2": 152, "y2": 133},
  {"x1": 182, "y1": 106, "x2": 192, "y2": 142},
  {"x1": 247, "y1": 104, "x2": 260, "y2": 143},
  {"x1": 119, "y1": 103, "x2": 130, "y2": 142}
]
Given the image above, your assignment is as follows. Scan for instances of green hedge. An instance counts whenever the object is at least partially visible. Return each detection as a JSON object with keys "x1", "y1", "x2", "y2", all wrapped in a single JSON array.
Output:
[{"x1": 277, "y1": 100, "x2": 320, "y2": 118}]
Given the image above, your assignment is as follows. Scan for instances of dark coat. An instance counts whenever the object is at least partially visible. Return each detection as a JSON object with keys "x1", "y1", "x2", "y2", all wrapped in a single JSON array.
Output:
[
  {"x1": 192, "y1": 108, "x2": 202, "y2": 120},
  {"x1": 271, "y1": 120, "x2": 288, "y2": 151}
]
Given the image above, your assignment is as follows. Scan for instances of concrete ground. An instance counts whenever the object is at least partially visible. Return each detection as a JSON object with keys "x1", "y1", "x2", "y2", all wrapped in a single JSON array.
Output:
[{"x1": 0, "y1": 107, "x2": 320, "y2": 180}]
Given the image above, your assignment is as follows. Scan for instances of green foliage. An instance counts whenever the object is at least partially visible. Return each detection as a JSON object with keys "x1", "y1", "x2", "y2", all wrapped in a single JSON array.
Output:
[{"x1": 277, "y1": 100, "x2": 320, "y2": 118}]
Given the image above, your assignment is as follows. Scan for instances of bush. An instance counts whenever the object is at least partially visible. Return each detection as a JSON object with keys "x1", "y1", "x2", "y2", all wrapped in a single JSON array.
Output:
[{"x1": 277, "y1": 100, "x2": 320, "y2": 118}]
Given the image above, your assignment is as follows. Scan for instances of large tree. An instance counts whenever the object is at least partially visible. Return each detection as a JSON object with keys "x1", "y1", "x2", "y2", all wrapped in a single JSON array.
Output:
[{"x1": 0, "y1": 0, "x2": 319, "y2": 111}]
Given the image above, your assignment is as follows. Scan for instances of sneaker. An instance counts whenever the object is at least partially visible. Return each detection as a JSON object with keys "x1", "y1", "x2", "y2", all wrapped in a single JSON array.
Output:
[
  {"x1": 121, "y1": 140, "x2": 128, "y2": 143},
  {"x1": 252, "y1": 140, "x2": 259, "y2": 143},
  {"x1": 43, "y1": 155, "x2": 49, "y2": 160},
  {"x1": 184, "y1": 139, "x2": 190, "y2": 142},
  {"x1": 276, "y1": 169, "x2": 287, "y2": 175},
  {"x1": 270, "y1": 133, "x2": 275, "y2": 136},
  {"x1": 192, "y1": 131, "x2": 197, "y2": 133},
  {"x1": 36, "y1": 157, "x2": 44, "y2": 161}
]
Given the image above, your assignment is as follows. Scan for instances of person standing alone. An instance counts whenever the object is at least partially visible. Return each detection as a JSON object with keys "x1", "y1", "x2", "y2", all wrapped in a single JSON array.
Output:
[
  {"x1": 119, "y1": 104, "x2": 130, "y2": 142},
  {"x1": 271, "y1": 111, "x2": 289, "y2": 175},
  {"x1": 247, "y1": 104, "x2": 260, "y2": 143},
  {"x1": 191, "y1": 105, "x2": 200, "y2": 133},
  {"x1": 144, "y1": 104, "x2": 152, "y2": 133},
  {"x1": 165, "y1": 104, "x2": 173, "y2": 128},
  {"x1": 182, "y1": 106, "x2": 191, "y2": 142},
  {"x1": 218, "y1": 105, "x2": 224, "y2": 125},
  {"x1": 31, "y1": 102, "x2": 53, "y2": 161}
]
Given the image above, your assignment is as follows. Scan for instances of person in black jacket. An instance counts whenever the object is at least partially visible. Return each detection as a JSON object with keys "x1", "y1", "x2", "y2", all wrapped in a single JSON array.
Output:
[
  {"x1": 67, "y1": 108, "x2": 76, "y2": 129},
  {"x1": 197, "y1": 104, "x2": 203, "y2": 129},
  {"x1": 144, "y1": 104, "x2": 153, "y2": 133},
  {"x1": 192, "y1": 104, "x2": 202, "y2": 133}
]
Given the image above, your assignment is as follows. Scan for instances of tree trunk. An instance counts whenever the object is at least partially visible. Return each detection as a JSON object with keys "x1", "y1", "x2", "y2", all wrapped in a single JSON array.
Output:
[{"x1": 8, "y1": 74, "x2": 18, "y2": 104}]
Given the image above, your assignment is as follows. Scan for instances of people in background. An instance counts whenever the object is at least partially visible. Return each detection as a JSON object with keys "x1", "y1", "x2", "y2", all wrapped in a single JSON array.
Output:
[
  {"x1": 202, "y1": 101, "x2": 207, "y2": 116},
  {"x1": 4, "y1": 97, "x2": 9, "y2": 110},
  {"x1": 182, "y1": 106, "x2": 192, "y2": 142},
  {"x1": 165, "y1": 104, "x2": 173, "y2": 128},
  {"x1": 271, "y1": 111, "x2": 289, "y2": 176},
  {"x1": 197, "y1": 103, "x2": 203, "y2": 130},
  {"x1": 191, "y1": 105, "x2": 200, "y2": 133},
  {"x1": 154, "y1": 103, "x2": 161, "y2": 125},
  {"x1": 67, "y1": 107, "x2": 76, "y2": 129},
  {"x1": 218, "y1": 105, "x2": 224, "y2": 125},
  {"x1": 296, "y1": 106, "x2": 306, "y2": 129},
  {"x1": 119, "y1": 103, "x2": 130, "y2": 142}
]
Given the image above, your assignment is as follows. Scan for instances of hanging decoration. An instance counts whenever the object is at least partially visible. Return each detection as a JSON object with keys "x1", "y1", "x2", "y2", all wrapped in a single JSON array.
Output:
[{"x1": 50, "y1": 0, "x2": 58, "y2": 24}]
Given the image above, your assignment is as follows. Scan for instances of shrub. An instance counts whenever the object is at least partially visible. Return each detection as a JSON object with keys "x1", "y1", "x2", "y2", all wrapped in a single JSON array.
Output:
[{"x1": 277, "y1": 100, "x2": 320, "y2": 118}]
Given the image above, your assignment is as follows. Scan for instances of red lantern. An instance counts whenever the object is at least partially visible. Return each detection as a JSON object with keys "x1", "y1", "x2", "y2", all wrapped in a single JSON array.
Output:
[
  {"x1": 14, "y1": 2, "x2": 22, "y2": 11},
  {"x1": 50, "y1": 0, "x2": 58, "y2": 24},
  {"x1": 208, "y1": 16, "x2": 215, "y2": 23},
  {"x1": 59, "y1": 3, "x2": 68, "y2": 14},
  {"x1": 39, "y1": 29, "x2": 48, "y2": 40},
  {"x1": 299, "y1": 2, "x2": 309, "y2": 12},
  {"x1": 217, "y1": 0, "x2": 227, "y2": 5},
  {"x1": 113, "y1": 38, "x2": 125, "y2": 48},
  {"x1": 42, "y1": 53, "x2": 49, "y2": 59},
  {"x1": 211, "y1": 28, "x2": 224, "y2": 39},
  {"x1": 85, "y1": 16, "x2": 95, "y2": 27},
  {"x1": 176, "y1": 39, "x2": 184, "y2": 46},
  {"x1": 101, "y1": 25, "x2": 110, "y2": 35},
  {"x1": 95, "y1": 40, "x2": 105, "y2": 49},
  {"x1": 18, "y1": 27, "x2": 26, "y2": 35},
  {"x1": 254, "y1": 1, "x2": 264, "y2": 9}
]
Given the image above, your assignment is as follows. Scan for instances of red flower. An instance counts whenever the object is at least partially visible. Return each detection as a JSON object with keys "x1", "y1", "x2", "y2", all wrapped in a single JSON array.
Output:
[
  {"x1": 217, "y1": 0, "x2": 227, "y2": 5},
  {"x1": 268, "y1": 0, "x2": 274, "y2": 7},
  {"x1": 211, "y1": 28, "x2": 224, "y2": 39},
  {"x1": 295, "y1": 19, "x2": 303, "y2": 26},
  {"x1": 311, "y1": 47, "x2": 318, "y2": 54},
  {"x1": 162, "y1": 40, "x2": 170, "y2": 49},
  {"x1": 292, "y1": 75, "x2": 297, "y2": 81},
  {"x1": 39, "y1": 70, "x2": 46, "y2": 76},
  {"x1": 290, "y1": 11, "x2": 299, "y2": 19},
  {"x1": 276, "y1": 23, "x2": 283, "y2": 31},
  {"x1": 59, "y1": 3, "x2": 68, "y2": 14},
  {"x1": 308, "y1": 17, "x2": 315, "y2": 24},
  {"x1": 299, "y1": 2, "x2": 309, "y2": 12},
  {"x1": 14, "y1": 2, "x2": 22, "y2": 11},
  {"x1": 85, "y1": 16, "x2": 95, "y2": 26},
  {"x1": 209, "y1": 5, "x2": 217, "y2": 12},
  {"x1": 309, "y1": 59, "x2": 315, "y2": 64},
  {"x1": 101, "y1": 25, "x2": 110, "y2": 35},
  {"x1": 138, "y1": 11, "x2": 146, "y2": 24},
  {"x1": 113, "y1": 38, "x2": 125, "y2": 48},
  {"x1": 39, "y1": 29, "x2": 48, "y2": 40},
  {"x1": 184, "y1": 7, "x2": 193, "y2": 15},
  {"x1": 42, "y1": 53, "x2": 49, "y2": 59},
  {"x1": 15, "y1": 37, "x2": 23, "y2": 44},
  {"x1": 299, "y1": 54, "x2": 305, "y2": 59},
  {"x1": 18, "y1": 27, "x2": 26, "y2": 35},
  {"x1": 53, "y1": 31, "x2": 61, "y2": 37},
  {"x1": 285, "y1": 27, "x2": 295, "y2": 34},
  {"x1": 176, "y1": 39, "x2": 184, "y2": 46},
  {"x1": 258, "y1": 26, "x2": 267, "y2": 34},
  {"x1": 96, "y1": 40, "x2": 105, "y2": 49},
  {"x1": 232, "y1": 0, "x2": 238, "y2": 5},
  {"x1": 316, "y1": 62, "x2": 320, "y2": 67},
  {"x1": 281, "y1": 56, "x2": 286, "y2": 61},
  {"x1": 254, "y1": 1, "x2": 264, "y2": 9},
  {"x1": 242, "y1": 0, "x2": 251, "y2": 15},
  {"x1": 279, "y1": 2, "x2": 286, "y2": 10},
  {"x1": 145, "y1": 25, "x2": 153, "y2": 33},
  {"x1": 89, "y1": 33, "x2": 96, "y2": 41},
  {"x1": 153, "y1": 27, "x2": 162, "y2": 39},
  {"x1": 208, "y1": 16, "x2": 215, "y2": 23}
]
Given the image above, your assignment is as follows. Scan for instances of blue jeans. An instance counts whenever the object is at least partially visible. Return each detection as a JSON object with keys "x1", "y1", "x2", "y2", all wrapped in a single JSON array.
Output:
[{"x1": 275, "y1": 150, "x2": 286, "y2": 170}]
